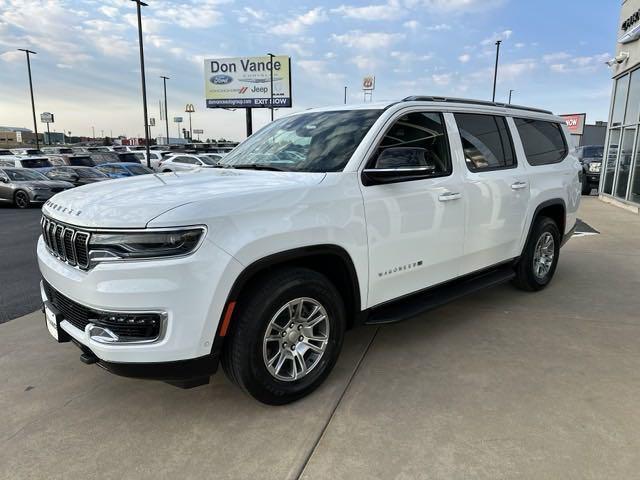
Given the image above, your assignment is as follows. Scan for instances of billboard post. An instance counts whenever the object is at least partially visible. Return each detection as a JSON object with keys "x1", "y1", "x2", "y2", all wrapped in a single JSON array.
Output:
[
  {"x1": 204, "y1": 55, "x2": 292, "y2": 137},
  {"x1": 41, "y1": 112, "x2": 54, "y2": 145}
]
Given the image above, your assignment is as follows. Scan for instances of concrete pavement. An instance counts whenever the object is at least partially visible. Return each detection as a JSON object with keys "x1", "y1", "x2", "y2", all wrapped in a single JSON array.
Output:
[{"x1": 1, "y1": 197, "x2": 639, "y2": 479}]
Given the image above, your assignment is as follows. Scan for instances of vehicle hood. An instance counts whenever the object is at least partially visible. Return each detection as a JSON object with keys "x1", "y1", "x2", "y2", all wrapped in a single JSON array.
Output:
[{"x1": 42, "y1": 168, "x2": 326, "y2": 228}]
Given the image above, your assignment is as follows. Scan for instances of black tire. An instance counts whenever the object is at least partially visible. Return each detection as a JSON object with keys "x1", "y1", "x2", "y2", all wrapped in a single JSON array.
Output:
[
  {"x1": 162, "y1": 169, "x2": 171, "y2": 173},
  {"x1": 512, "y1": 216, "x2": 561, "y2": 292},
  {"x1": 13, "y1": 190, "x2": 30, "y2": 209},
  {"x1": 581, "y1": 180, "x2": 592, "y2": 195},
  {"x1": 221, "y1": 267, "x2": 346, "y2": 405}
]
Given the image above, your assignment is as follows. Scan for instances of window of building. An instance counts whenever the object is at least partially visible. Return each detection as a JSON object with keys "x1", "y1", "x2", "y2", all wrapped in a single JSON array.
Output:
[
  {"x1": 625, "y1": 70, "x2": 640, "y2": 125},
  {"x1": 615, "y1": 127, "x2": 636, "y2": 198},
  {"x1": 602, "y1": 128, "x2": 620, "y2": 195},
  {"x1": 454, "y1": 113, "x2": 515, "y2": 171},
  {"x1": 368, "y1": 112, "x2": 451, "y2": 176},
  {"x1": 514, "y1": 118, "x2": 567, "y2": 166},
  {"x1": 611, "y1": 74, "x2": 629, "y2": 127}
]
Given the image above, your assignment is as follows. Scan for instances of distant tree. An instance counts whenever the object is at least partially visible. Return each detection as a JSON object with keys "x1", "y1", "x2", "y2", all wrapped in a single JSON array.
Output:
[{"x1": 103, "y1": 136, "x2": 113, "y2": 146}]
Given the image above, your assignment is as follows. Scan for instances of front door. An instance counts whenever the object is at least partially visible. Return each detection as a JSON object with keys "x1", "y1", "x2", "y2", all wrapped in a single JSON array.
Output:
[{"x1": 360, "y1": 110, "x2": 466, "y2": 307}]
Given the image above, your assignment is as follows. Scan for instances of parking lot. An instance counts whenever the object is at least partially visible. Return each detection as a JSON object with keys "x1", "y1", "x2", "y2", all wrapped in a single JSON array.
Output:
[{"x1": 1, "y1": 196, "x2": 639, "y2": 479}]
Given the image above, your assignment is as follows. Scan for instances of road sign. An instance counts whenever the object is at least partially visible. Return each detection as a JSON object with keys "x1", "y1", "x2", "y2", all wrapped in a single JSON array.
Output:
[
  {"x1": 149, "y1": 117, "x2": 156, "y2": 127},
  {"x1": 40, "y1": 112, "x2": 54, "y2": 123},
  {"x1": 173, "y1": 117, "x2": 183, "y2": 123},
  {"x1": 193, "y1": 129, "x2": 204, "y2": 134}
]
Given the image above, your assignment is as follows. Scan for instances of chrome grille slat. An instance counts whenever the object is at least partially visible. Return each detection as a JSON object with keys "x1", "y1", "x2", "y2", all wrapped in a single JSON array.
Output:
[{"x1": 41, "y1": 216, "x2": 90, "y2": 270}]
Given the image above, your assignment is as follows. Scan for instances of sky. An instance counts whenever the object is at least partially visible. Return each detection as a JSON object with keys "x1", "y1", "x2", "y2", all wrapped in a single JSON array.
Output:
[{"x1": 0, "y1": 0, "x2": 620, "y2": 141}]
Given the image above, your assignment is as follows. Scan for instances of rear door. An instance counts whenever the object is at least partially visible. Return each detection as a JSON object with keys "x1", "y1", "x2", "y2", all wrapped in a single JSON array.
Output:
[
  {"x1": 361, "y1": 110, "x2": 466, "y2": 307},
  {"x1": 451, "y1": 112, "x2": 530, "y2": 274}
]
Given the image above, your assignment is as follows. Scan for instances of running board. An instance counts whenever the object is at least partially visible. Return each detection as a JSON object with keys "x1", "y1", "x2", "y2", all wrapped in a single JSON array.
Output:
[{"x1": 365, "y1": 264, "x2": 515, "y2": 325}]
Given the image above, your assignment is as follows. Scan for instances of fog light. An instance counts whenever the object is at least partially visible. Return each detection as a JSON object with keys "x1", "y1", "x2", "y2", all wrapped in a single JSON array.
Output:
[{"x1": 86, "y1": 324, "x2": 120, "y2": 343}]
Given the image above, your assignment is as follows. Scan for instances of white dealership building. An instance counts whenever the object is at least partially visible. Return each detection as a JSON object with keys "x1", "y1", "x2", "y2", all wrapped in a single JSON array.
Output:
[{"x1": 601, "y1": 0, "x2": 640, "y2": 211}]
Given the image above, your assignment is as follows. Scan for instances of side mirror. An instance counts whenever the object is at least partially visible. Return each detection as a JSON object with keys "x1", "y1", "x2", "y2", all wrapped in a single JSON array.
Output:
[
  {"x1": 0, "y1": 177, "x2": 7, "y2": 183},
  {"x1": 362, "y1": 147, "x2": 436, "y2": 186}
]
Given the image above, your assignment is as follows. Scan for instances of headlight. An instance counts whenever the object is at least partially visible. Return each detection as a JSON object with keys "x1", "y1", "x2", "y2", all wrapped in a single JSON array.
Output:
[
  {"x1": 26, "y1": 186, "x2": 49, "y2": 191},
  {"x1": 588, "y1": 162, "x2": 601, "y2": 173},
  {"x1": 88, "y1": 227, "x2": 205, "y2": 266}
]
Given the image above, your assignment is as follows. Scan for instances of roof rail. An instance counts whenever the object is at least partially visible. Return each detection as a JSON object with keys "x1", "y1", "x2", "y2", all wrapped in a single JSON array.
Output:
[{"x1": 401, "y1": 96, "x2": 553, "y2": 115}]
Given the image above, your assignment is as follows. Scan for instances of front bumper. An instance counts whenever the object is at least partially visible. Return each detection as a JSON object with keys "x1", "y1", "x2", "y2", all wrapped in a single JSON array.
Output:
[
  {"x1": 37, "y1": 234, "x2": 243, "y2": 367},
  {"x1": 28, "y1": 190, "x2": 63, "y2": 203}
]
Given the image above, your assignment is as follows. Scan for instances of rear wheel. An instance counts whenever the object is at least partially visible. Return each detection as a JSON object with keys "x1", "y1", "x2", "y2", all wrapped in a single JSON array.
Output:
[
  {"x1": 13, "y1": 190, "x2": 30, "y2": 209},
  {"x1": 222, "y1": 268, "x2": 346, "y2": 405},
  {"x1": 512, "y1": 216, "x2": 560, "y2": 291}
]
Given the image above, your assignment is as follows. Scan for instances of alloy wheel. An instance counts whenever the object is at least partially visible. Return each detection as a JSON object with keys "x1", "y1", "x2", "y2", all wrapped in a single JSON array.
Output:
[
  {"x1": 533, "y1": 232, "x2": 555, "y2": 279},
  {"x1": 262, "y1": 297, "x2": 330, "y2": 382},
  {"x1": 15, "y1": 191, "x2": 29, "y2": 208}
]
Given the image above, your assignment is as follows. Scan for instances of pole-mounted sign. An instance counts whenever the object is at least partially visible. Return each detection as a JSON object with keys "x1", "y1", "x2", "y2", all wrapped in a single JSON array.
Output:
[{"x1": 40, "y1": 112, "x2": 54, "y2": 123}]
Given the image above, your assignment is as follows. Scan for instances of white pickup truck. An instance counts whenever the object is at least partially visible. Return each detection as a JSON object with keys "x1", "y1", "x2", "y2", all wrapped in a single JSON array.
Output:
[{"x1": 37, "y1": 96, "x2": 581, "y2": 404}]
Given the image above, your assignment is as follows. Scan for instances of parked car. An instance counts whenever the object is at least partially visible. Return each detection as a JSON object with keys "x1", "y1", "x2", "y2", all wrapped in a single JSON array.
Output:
[
  {"x1": 96, "y1": 162, "x2": 154, "y2": 178},
  {"x1": 0, "y1": 167, "x2": 73, "y2": 208},
  {"x1": 42, "y1": 166, "x2": 109, "y2": 186},
  {"x1": 159, "y1": 153, "x2": 221, "y2": 172},
  {"x1": 0, "y1": 149, "x2": 15, "y2": 157},
  {"x1": 4, "y1": 156, "x2": 53, "y2": 169},
  {"x1": 133, "y1": 150, "x2": 171, "y2": 171},
  {"x1": 46, "y1": 153, "x2": 96, "y2": 167},
  {"x1": 37, "y1": 96, "x2": 581, "y2": 404},
  {"x1": 90, "y1": 152, "x2": 141, "y2": 165},
  {"x1": 11, "y1": 148, "x2": 43, "y2": 156},
  {"x1": 576, "y1": 145, "x2": 604, "y2": 195},
  {"x1": 42, "y1": 147, "x2": 74, "y2": 155}
]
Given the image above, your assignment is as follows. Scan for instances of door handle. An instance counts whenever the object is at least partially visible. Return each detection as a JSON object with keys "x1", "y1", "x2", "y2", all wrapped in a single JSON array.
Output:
[
  {"x1": 438, "y1": 192, "x2": 462, "y2": 202},
  {"x1": 511, "y1": 181, "x2": 528, "y2": 190}
]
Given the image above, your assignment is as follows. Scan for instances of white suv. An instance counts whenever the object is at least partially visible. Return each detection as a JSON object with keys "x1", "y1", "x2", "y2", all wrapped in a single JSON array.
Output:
[{"x1": 37, "y1": 97, "x2": 581, "y2": 404}]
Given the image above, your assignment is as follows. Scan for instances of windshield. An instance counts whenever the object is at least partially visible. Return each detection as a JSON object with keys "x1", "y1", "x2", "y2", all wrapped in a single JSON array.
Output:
[
  {"x1": 74, "y1": 167, "x2": 107, "y2": 178},
  {"x1": 58, "y1": 148, "x2": 73, "y2": 154},
  {"x1": 198, "y1": 156, "x2": 219, "y2": 165},
  {"x1": 127, "y1": 165, "x2": 152, "y2": 175},
  {"x1": 21, "y1": 158, "x2": 52, "y2": 168},
  {"x1": 69, "y1": 156, "x2": 95, "y2": 166},
  {"x1": 2, "y1": 168, "x2": 48, "y2": 181},
  {"x1": 220, "y1": 109, "x2": 382, "y2": 172},
  {"x1": 583, "y1": 146, "x2": 604, "y2": 158}
]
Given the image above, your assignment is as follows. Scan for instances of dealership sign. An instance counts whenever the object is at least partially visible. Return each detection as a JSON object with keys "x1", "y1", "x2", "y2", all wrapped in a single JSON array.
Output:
[
  {"x1": 620, "y1": 8, "x2": 640, "y2": 44},
  {"x1": 204, "y1": 55, "x2": 292, "y2": 109},
  {"x1": 560, "y1": 113, "x2": 586, "y2": 135}
]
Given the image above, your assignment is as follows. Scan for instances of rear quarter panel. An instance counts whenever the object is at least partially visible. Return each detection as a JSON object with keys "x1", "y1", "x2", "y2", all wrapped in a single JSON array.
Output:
[{"x1": 510, "y1": 119, "x2": 581, "y2": 251}]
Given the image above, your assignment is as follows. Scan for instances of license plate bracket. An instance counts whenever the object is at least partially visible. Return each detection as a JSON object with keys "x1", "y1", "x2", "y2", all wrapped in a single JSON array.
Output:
[{"x1": 44, "y1": 301, "x2": 71, "y2": 343}]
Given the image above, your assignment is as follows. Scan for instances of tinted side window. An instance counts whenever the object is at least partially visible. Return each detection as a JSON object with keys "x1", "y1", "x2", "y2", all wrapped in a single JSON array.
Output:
[
  {"x1": 514, "y1": 118, "x2": 568, "y2": 166},
  {"x1": 454, "y1": 114, "x2": 515, "y2": 171},
  {"x1": 370, "y1": 112, "x2": 451, "y2": 175}
]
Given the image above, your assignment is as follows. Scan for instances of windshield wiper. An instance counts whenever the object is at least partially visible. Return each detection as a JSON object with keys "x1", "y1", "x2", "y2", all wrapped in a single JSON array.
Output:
[{"x1": 228, "y1": 164, "x2": 289, "y2": 172}]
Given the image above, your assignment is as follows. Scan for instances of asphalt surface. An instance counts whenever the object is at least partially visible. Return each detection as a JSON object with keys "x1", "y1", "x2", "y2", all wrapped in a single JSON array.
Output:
[
  {"x1": 0, "y1": 204, "x2": 43, "y2": 323},
  {"x1": 1, "y1": 197, "x2": 639, "y2": 480}
]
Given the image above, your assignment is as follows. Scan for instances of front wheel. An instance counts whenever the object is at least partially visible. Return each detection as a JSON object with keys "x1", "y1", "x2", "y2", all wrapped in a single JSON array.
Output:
[
  {"x1": 13, "y1": 190, "x2": 30, "y2": 209},
  {"x1": 512, "y1": 217, "x2": 561, "y2": 291},
  {"x1": 221, "y1": 268, "x2": 346, "y2": 405}
]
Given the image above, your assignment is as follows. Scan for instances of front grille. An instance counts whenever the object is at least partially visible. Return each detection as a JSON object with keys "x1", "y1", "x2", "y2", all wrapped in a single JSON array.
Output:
[
  {"x1": 51, "y1": 187, "x2": 64, "y2": 193},
  {"x1": 43, "y1": 280, "x2": 162, "y2": 341},
  {"x1": 41, "y1": 216, "x2": 90, "y2": 269}
]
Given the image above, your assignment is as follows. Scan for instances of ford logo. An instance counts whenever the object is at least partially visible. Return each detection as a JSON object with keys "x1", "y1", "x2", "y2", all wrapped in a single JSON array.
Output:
[{"x1": 210, "y1": 74, "x2": 233, "y2": 85}]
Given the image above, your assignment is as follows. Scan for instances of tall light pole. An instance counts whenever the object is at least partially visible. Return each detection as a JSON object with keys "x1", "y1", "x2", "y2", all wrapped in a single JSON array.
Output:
[
  {"x1": 18, "y1": 49, "x2": 39, "y2": 150},
  {"x1": 131, "y1": 0, "x2": 151, "y2": 168},
  {"x1": 161, "y1": 76, "x2": 170, "y2": 145},
  {"x1": 344, "y1": 86, "x2": 347, "y2": 104},
  {"x1": 508, "y1": 89, "x2": 514, "y2": 104},
  {"x1": 492, "y1": 40, "x2": 502, "y2": 102},
  {"x1": 267, "y1": 53, "x2": 275, "y2": 121}
]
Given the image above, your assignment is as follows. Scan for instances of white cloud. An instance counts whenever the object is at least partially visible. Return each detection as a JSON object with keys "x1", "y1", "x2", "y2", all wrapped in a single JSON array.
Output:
[
  {"x1": 98, "y1": 6, "x2": 119, "y2": 18},
  {"x1": 283, "y1": 42, "x2": 312, "y2": 57},
  {"x1": 270, "y1": 8, "x2": 327, "y2": 35},
  {"x1": 403, "y1": 20, "x2": 419, "y2": 30},
  {"x1": 332, "y1": 31, "x2": 405, "y2": 50},
  {"x1": 500, "y1": 60, "x2": 536, "y2": 80},
  {"x1": 351, "y1": 55, "x2": 379, "y2": 71},
  {"x1": 0, "y1": 50, "x2": 22, "y2": 62},
  {"x1": 515, "y1": 42, "x2": 525, "y2": 48},
  {"x1": 405, "y1": 0, "x2": 505, "y2": 12},
  {"x1": 298, "y1": 60, "x2": 344, "y2": 81},
  {"x1": 56, "y1": 63, "x2": 72, "y2": 69},
  {"x1": 155, "y1": 6, "x2": 222, "y2": 29},
  {"x1": 481, "y1": 29, "x2": 513, "y2": 46},
  {"x1": 391, "y1": 51, "x2": 432, "y2": 63},
  {"x1": 459, "y1": 53, "x2": 471, "y2": 63},
  {"x1": 432, "y1": 73, "x2": 451, "y2": 86},
  {"x1": 426, "y1": 23, "x2": 451, "y2": 31},
  {"x1": 543, "y1": 52, "x2": 570, "y2": 63},
  {"x1": 332, "y1": 1, "x2": 404, "y2": 21}
]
